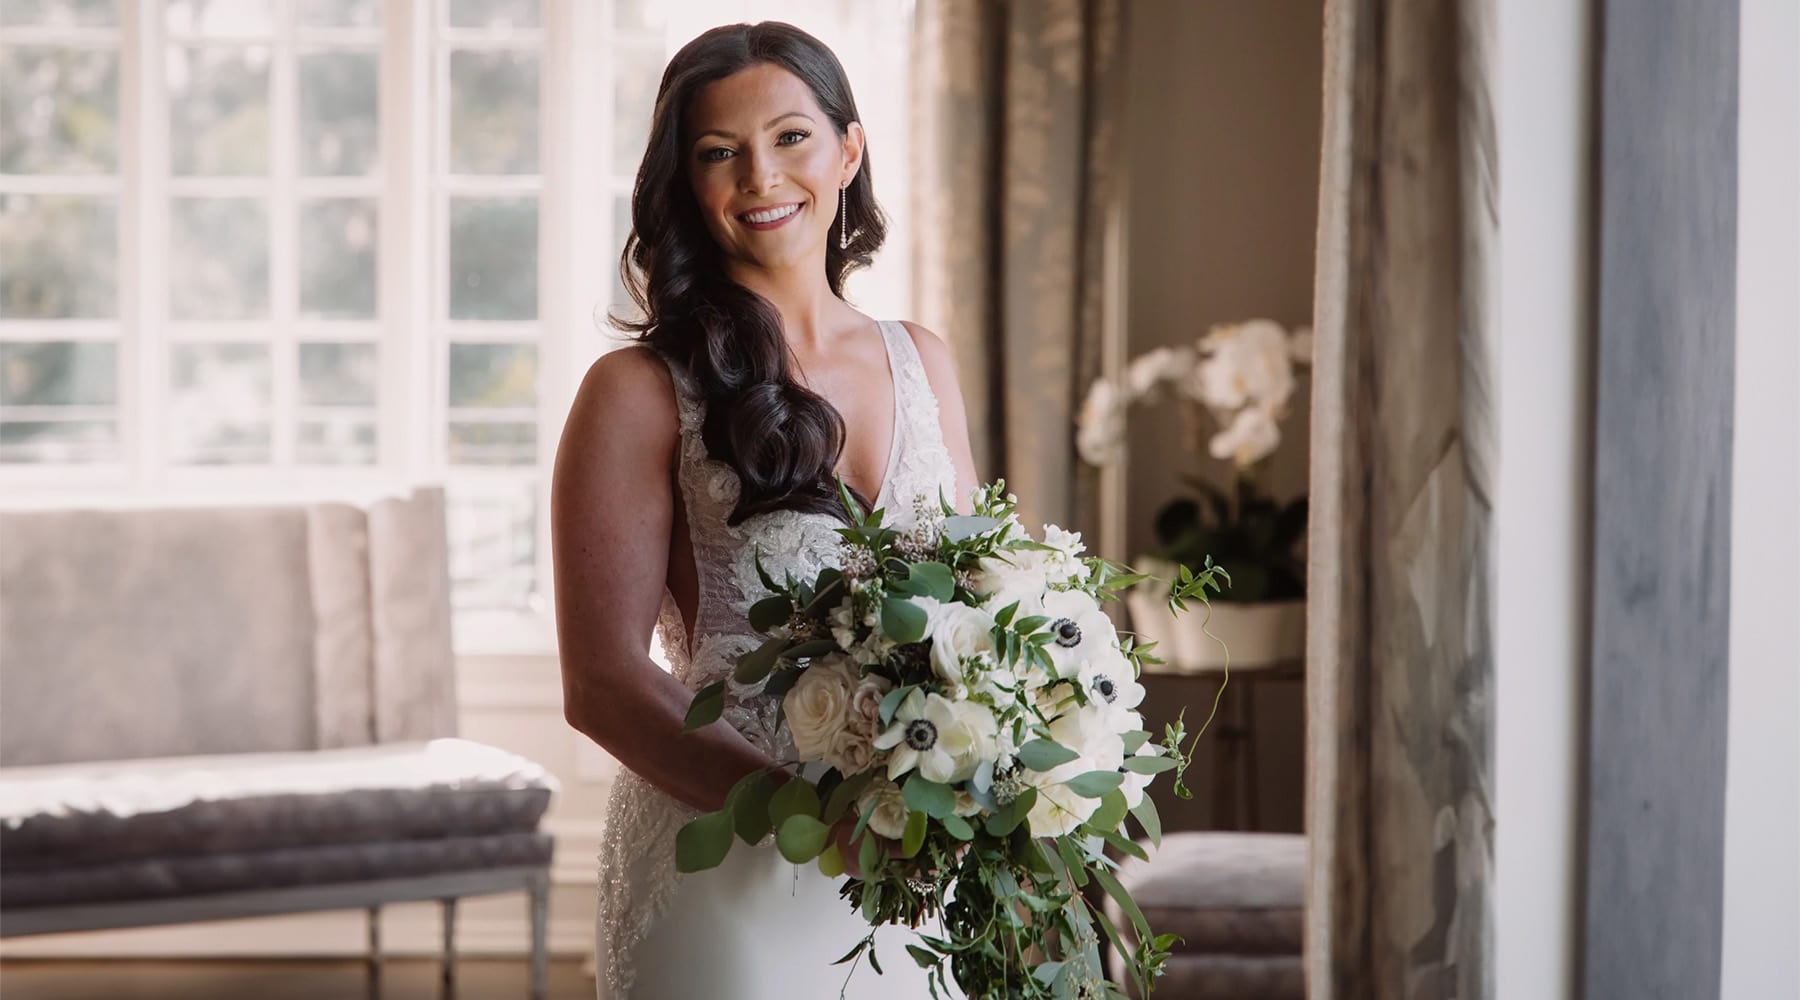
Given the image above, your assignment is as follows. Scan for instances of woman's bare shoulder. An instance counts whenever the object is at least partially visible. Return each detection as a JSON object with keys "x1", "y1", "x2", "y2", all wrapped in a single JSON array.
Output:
[{"x1": 560, "y1": 344, "x2": 682, "y2": 469}]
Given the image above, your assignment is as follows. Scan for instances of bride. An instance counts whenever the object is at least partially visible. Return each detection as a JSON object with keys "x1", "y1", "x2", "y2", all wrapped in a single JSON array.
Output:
[{"x1": 552, "y1": 22, "x2": 978, "y2": 1000}]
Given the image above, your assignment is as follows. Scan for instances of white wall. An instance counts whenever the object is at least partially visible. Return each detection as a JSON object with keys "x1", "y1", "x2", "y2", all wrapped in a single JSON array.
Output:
[
  {"x1": 1721, "y1": 0, "x2": 1800, "y2": 994},
  {"x1": 1493, "y1": 1, "x2": 1593, "y2": 998}
]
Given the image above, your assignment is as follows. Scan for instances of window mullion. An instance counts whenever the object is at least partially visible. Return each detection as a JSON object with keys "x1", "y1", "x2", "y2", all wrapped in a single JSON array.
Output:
[
  {"x1": 127, "y1": 1, "x2": 172, "y2": 492},
  {"x1": 271, "y1": 0, "x2": 299, "y2": 467}
]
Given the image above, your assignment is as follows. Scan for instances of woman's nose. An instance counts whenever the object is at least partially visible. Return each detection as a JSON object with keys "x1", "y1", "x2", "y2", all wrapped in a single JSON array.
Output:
[{"x1": 738, "y1": 147, "x2": 781, "y2": 194}]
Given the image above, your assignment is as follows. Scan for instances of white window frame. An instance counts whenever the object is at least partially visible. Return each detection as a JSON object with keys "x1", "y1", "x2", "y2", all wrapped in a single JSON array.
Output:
[{"x1": 1, "y1": 0, "x2": 914, "y2": 658}]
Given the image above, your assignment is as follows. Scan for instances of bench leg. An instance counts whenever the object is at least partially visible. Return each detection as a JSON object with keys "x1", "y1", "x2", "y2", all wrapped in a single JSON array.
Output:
[
  {"x1": 440, "y1": 897, "x2": 457, "y2": 992},
  {"x1": 367, "y1": 905, "x2": 382, "y2": 996},
  {"x1": 528, "y1": 870, "x2": 550, "y2": 1000}
]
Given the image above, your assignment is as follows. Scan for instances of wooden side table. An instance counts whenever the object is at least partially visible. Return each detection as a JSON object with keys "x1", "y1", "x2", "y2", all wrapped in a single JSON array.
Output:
[{"x1": 1138, "y1": 657, "x2": 1304, "y2": 831}]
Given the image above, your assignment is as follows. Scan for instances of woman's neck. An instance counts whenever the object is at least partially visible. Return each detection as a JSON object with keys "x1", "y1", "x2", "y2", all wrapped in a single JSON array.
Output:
[{"x1": 722, "y1": 258, "x2": 858, "y2": 353}]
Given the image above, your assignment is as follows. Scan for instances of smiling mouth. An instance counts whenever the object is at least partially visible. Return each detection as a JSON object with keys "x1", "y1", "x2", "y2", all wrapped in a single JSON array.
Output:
[{"x1": 737, "y1": 202, "x2": 802, "y2": 230}]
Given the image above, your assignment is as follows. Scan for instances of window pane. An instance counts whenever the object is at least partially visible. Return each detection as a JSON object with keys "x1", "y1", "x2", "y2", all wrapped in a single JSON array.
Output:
[
  {"x1": 168, "y1": 45, "x2": 270, "y2": 176},
  {"x1": 168, "y1": 342, "x2": 271, "y2": 464},
  {"x1": 1, "y1": 0, "x2": 118, "y2": 27},
  {"x1": 612, "y1": 0, "x2": 664, "y2": 32},
  {"x1": 164, "y1": 0, "x2": 272, "y2": 36},
  {"x1": 297, "y1": 0, "x2": 378, "y2": 28},
  {"x1": 447, "y1": 482, "x2": 537, "y2": 610},
  {"x1": 299, "y1": 198, "x2": 377, "y2": 318},
  {"x1": 0, "y1": 194, "x2": 116, "y2": 318},
  {"x1": 446, "y1": 0, "x2": 539, "y2": 30},
  {"x1": 297, "y1": 412, "x2": 375, "y2": 464},
  {"x1": 448, "y1": 196, "x2": 536, "y2": 320},
  {"x1": 610, "y1": 193, "x2": 642, "y2": 325},
  {"x1": 0, "y1": 46, "x2": 120, "y2": 175},
  {"x1": 447, "y1": 420, "x2": 534, "y2": 465},
  {"x1": 0, "y1": 418, "x2": 118, "y2": 463},
  {"x1": 298, "y1": 50, "x2": 378, "y2": 176},
  {"x1": 169, "y1": 197, "x2": 268, "y2": 320},
  {"x1": 448, "y1": 342, "x2": 534, "y2": 407},
  {"x1": 449, "y1": 49, "x2": 538, "y2": 175},
  {"x1": 0, "y1": 341, "x2": 116, "y2": 405},
  {"x1": 297, "y1": 341, "x2": 376, "y2": 406},
  {"x1": 611, "y1": 43, "x2": 661, "y2": 175}
]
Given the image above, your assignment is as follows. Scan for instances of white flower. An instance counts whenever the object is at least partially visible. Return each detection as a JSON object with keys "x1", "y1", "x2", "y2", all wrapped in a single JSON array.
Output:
[
  {"x1": 925, "y1": 601, "x2": 999, "y2": 699},
  {"x1": 828, "y1": 671, "x2": 893, "y2": 775},
  {"x1": 1039, "y1": 588, "x2": 1119, "y2": 681},
  {"x1": 873, "y1": 690, "x2": 999, "y2": 783},
  {"x1": 1075, "y1": 650, "x2": 1145, "y2": 729},
  {"x1": 1076, "y1": 379, "x2": 1126, "y2": 466},
  {"x1": 1187, "y1": 319, "x2": 1297, "y2": 414},
  {"x1": 782, "y1": 655, "x2": 857, "y2": 763},
  {"x1": 1288, "y1": 326, "x2": 1314, "y2": 364},
  {"x1": 828, "y1": 597, "x2": 858, "y2": 651},
  {"x1": 1024, "y1": 778, "x2": 1098, "y2": 837},
  {"x1": 1120, "y1": 741, "x2": 1167, "y2": 810},
  {"x1": 1041, "y1": 524, "x2": 1087, "y2": 563},
  {"x1": 1208, "y1": 405, "x2": 1282, "y2": 468},
  {"x1": 856, "y1": 778, "x2": 910, "y2": 840},
  {"x1": 965, "y1": 553, "x2": 1049, "y2": 619}
]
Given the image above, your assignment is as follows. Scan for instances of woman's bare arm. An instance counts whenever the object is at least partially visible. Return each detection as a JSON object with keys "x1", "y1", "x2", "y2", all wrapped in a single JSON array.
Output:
[
  {"x1": 901, "y1": 321, "x2": 982, "y2": 514},
  {"x1": 552, "y1": 346, "x2": 780, "y2": 814}
]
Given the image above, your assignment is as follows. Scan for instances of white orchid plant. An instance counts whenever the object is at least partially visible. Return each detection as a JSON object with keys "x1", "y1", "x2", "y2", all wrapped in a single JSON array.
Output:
[
  {"x1": 677, "y1": 480, "x2": 1226, "y2": 1000},
  {"x1": 1078, "y1": 319, "x2": 1313, "y2": 603}
]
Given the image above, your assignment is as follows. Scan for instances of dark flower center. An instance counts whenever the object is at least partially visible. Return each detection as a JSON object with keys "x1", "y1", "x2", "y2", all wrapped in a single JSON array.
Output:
[
  {"x1": 1091, "y1": 676, "x2": 1118, "y2": 704},
  {"x1": 1052, "y1": 618, "x2": 1082, "y2": 648},
  {"x1": 904, "y1": 719, "x2": 939, "y2": 752}
]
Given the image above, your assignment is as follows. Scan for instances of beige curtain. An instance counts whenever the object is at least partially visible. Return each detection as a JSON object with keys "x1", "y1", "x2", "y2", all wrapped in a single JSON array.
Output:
[
  {"x1": 1306, "y1": 0, "x2": 1497, "y2": 997},
  {"x1": 909, "y1": 0, "x2": 1125, "y2": 538}
]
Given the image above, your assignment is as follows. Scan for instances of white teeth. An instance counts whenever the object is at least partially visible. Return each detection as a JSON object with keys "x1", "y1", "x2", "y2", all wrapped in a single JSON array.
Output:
[{"x1": 741, "y1": 204, "x2": 798, "y2": 224}]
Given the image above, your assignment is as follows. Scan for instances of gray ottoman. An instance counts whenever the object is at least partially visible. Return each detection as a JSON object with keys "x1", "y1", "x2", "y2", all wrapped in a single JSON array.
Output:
[{"x1": 1104, "y1": 831, "x2": 1306, "y2": 1000}]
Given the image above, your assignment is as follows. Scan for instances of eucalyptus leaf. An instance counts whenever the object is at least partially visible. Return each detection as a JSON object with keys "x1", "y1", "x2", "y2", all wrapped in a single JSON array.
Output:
[
  {"x1": 941, "y1": 813, "x2": 974, "y2": 841},
  {"x1": 881, "y1": 597, "x2": 928, "y2": 644},
  {"x1": 760, "y1": 666, "x2": 803, "y2": 700},
  {"x1": 674, "y1": 809, "x2": 734, "y2": 873},
  {"x1": 817, "y1": 841, "x2": 845, "y2": 877},
  {"x1": 907, "y1": 944, "x2": 939, "y2": 969},
  {"x1": 1056, "y1": 836, "x2": 1090, "y2": 887},
  {"x1": 1123, "y1": 755, "x2": 1178, "y2": 775},
  {"x1": 1093, "y1": 864, "x2": 1150, "y2": 940},
  {"x1": 943, "y1": 514, "x2": 1002, "y2": 542},
  {"x1": 879, "y1": 684, "x2": 916, "y2": 726},
  {"x1": 906, "y1": 561, "x2": 956, "y2": 602},
  {"x1": 682, "y1": 681, "x2": 725, "y2": 731},
  {"x1": 768, "y1": 777, "x2": 821, "y2": 827},
  {"x1": 1064, "y1": 770, "x2": 1125, "y2": 798},
  {"x1": 730, "y1": 771, "x2": 779, "y2": 844},
  {"x1": 823, "y1": 770, "x2": 874, "y2": 825},
  {"x1": 902, "y1": 777, "x2": 957, "y2": 819},
  {"x1": 747, "y1": 595, "x2": 793, "y2": 632},
  {"x1": 1130, "y1": 794, "x2": 1163, "y2": 846},
  {"x1": 782, "y1": 638, "x2": 839, "y2": 660},
  {"x1": 776, "y1": 814, "x2": 831, "y2": 863},
  {"x1": 1120, "y1": 730, "x2": 1152, "y2": 755},
  {"x1": 1088, "y1": 788, "x2": 1129, "y2": 832},
  {"x1": 733, "y1": 636, "x2": 787, "y2": 684},
  {"x1": 858, "y1": 824, "x2": 881, "y2": 875},
  {"x1": 900, "y1": 808, "x2": 927, "y2": 858},
  {"x1": 1016, "y1": 738, "x2": 1080, "y2": 772},
  {"x1": 1097, "y1": 827, "x2": 1149, "y2": 861}
]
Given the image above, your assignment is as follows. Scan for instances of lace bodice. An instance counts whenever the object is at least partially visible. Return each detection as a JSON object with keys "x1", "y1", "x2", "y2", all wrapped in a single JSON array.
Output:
[{"x1": 651, "y1": 319, "x2": 959, "y2": 758}]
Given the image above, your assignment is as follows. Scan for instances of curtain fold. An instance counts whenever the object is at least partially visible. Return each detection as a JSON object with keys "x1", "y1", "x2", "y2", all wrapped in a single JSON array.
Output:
[{"x1": 910, "y1": 0, "x2": 1125, "y2": 539}]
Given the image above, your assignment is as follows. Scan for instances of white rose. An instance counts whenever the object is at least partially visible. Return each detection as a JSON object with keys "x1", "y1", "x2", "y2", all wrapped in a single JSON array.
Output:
[
  {"x1": 926, "y1": 601, "x2": 998, "y2": 699},
  {"x1": 825, "y1": 673, "x2": 893, "y2": 775},
  {"x1": 782, "y1": 655, "x2": 857, "y2": 763},
  {"x1": 966, "y1": 553, "x2": 1048, "y2": 618},
  {"x1": 857, "y1": 778, "x2": 910, "y2": 840}
]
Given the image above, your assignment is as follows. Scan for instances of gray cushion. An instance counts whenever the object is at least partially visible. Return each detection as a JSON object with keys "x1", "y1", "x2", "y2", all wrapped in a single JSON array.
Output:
[
  {"x1": 2, "y1": 832, "x2": 553, "y2": 908},
  {"x1": 0, "y1": 740, "x2": 556, "y2": 879}
]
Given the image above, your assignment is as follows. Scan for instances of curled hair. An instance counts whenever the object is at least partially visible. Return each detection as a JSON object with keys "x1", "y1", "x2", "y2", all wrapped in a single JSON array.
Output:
[{"x1": 614, "y1": 22, "x2": 889, "y2": 525}]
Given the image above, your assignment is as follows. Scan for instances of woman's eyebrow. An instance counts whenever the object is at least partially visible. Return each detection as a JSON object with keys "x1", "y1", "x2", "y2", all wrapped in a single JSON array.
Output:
[{"x1": 693, "y1": 112, "x2": 817, "y2": 144}]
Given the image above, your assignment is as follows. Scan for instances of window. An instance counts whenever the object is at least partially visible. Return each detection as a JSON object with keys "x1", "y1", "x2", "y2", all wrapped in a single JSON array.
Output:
[{"x1": 0, "y1": 0, "x2": 915, "y2": 654}]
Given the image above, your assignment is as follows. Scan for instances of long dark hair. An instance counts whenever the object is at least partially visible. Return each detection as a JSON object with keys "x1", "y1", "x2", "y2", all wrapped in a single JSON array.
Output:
[{"x1": 615, "y1": 22, "x2": 889, "y2": 525}]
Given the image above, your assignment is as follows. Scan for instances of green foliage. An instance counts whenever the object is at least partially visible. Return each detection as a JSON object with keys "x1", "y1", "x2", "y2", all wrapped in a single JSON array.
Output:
[{"x1": 1153, "y1": 474, "x2": 1306, "y2": 603}]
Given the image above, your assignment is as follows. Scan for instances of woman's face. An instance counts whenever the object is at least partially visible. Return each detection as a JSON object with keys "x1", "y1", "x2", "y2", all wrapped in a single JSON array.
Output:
[{"x1": 684, "y1": 62, "x2": 863, "y2": 274}]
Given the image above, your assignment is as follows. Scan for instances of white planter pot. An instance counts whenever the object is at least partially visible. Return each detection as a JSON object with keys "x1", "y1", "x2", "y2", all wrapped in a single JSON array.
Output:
[{"x1": 1123, "y1": 569, "x2": 1305, "y2": 673}]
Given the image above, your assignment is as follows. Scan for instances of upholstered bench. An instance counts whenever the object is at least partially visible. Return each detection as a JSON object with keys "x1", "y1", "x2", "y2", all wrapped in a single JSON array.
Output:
[
  {"x1": 1104, "y1": 831, "x2": 1306, "y2": 1000},
  {"x1": 0, "y1": 487, "x2": 558, "y2": 998}
]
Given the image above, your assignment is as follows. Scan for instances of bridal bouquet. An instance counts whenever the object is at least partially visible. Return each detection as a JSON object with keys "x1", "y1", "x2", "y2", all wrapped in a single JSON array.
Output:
[{"x1": 677, "y1": 480, "x2": 1226, "y2": 1000}]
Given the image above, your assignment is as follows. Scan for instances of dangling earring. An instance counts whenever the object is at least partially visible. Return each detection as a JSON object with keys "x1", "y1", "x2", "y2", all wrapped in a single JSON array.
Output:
[{"x1": 838, "y1": 182, "x2": 851, "y2": 250}]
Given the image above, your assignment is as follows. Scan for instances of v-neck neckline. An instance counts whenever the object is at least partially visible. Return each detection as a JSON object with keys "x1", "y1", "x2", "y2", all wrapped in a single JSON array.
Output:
[{"x1": 836, "y1": 320, "x2": 903, "y2": 512}]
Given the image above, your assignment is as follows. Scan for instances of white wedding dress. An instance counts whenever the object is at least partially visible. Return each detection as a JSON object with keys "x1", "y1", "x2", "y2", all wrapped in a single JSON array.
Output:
[{"x1": 595, "y1": 320, "x2": 964, "y2": 999}]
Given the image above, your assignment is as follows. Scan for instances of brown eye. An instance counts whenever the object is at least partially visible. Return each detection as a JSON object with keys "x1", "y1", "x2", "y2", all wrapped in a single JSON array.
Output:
[{"x1": 699, "y1": 146, "x2": 733, "y2": 163}]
